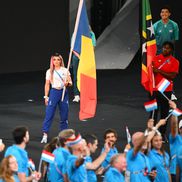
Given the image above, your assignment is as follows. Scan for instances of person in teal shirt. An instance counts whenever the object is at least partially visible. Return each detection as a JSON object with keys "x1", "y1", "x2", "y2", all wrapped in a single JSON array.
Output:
[
  {"x1": 104, "y1": 153, "x2": 126, "y2": 182},
  {"x1": 48, "y1": 129, "x2": 75, "y2": 182},
  {"x1": 4, "y1": 126, "x2": 41, "y2": 182},
  {"x1": 148, "y1": 133, "x2": 170, "y2": 182},
  {"x1": 168, "y1": 100, "x2": 182, "y2": 182},
  {"x1": 101, "y1": 129, "x2": 118, "y2": 169},
  {"x1": 0, "y1": 155, "x2": 20, "y2": 182},
  {"x1": 153, "y1": 6, "x2": 179, "y2": 55},
  {"x1": 126, "y1": 132, "x2": 151, "y2": 182},
  {"x1": 83, "y1": 134, "x2": 110, "y2": 182},
  {"x1": 176, "y1": 146, "x2": 182, "y2": 182}
]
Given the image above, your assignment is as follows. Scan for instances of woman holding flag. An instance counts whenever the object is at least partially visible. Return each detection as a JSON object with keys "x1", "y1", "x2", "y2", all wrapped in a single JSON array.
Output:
[{"x1": 41, "y1": 53, "x2": 72, "y2": 144}]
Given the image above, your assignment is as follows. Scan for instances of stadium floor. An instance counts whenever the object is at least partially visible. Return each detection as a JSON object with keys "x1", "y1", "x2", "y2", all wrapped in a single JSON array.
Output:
[{"x1": 0, "y1": 53, "x2": 182, "y2": 181}]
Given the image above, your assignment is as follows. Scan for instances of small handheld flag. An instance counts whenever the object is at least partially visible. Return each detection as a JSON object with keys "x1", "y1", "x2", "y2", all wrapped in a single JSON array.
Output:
[
  {"x1": 171, "y1": 108, "x2": 182, "y2": 117},
  {"x1": 126, "y1": 126, "x2": 131, "y2": 144},
  {"x1": 156, "y1": 78, "x2": 170, "y2": 93},
  {"x1": 41, "y1": 150, "x2": 55, "y2": 164},
  {"x1": 28, "y1": 158, "x2": 35, "y2": 171},
  {"x1": 144, "y1": 99, "x2": 157, "y2": 112},
  {"x1": 165, "y1": 108, "x2": 182, "y2": 120}
]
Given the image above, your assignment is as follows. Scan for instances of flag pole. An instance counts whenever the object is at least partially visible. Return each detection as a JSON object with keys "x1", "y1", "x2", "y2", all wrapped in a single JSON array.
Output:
[
  {"x1": 126, "y1": 126, "x2": 131, "y2": 144},
  {"x1": 165, "y1": 111, "x2": 173, "y2": 120},
  {"x1": 61, "y1": 0, "x2": 83, "y2": 101},
  {"x1": 38, "y1": 159, "x2": 43, "y2": 173},
  {"x1": 161, "y1": 92, "x2": 170, "y2": 101},
  {"x1": 151, "y1": 110, "x2": 155, "y2": 119}
]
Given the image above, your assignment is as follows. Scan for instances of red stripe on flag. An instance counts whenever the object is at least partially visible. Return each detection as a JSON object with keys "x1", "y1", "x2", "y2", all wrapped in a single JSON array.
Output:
[
  {"x1": 42, "y1": 150, "x2": 55, "y2": 157},
  {"x1": 79, "y1": 73, "x2": 97, "y2": 121}
]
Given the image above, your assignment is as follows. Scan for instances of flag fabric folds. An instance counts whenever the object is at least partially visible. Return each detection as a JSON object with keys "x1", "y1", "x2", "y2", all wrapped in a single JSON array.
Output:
[
  {"x1": 41, "y1": 150, "x2": 55, "y2": 164},
  {"x1": 141, "y1": 0, "x2": 157, "y2": 95},
  {"x1": 156, "y1": 78, "x2": 170, "y2": 93},
  {"x1": 73, "y1": 0, "x2": 97, "y2": 121},
  {"x1": 171, "y1": 108, "x2": 182, "y2": 117},
  {"x1": 28, "y1": 158, "x2": 35, "y2": 171},
  {"x1": 144, "y1": 99, "x2": 157, "y2": 112}
]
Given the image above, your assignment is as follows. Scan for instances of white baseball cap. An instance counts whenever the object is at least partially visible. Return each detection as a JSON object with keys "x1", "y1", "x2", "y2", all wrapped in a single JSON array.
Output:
[{"x1": 179, "y1": 120, "x2": 182, "y2": 129}]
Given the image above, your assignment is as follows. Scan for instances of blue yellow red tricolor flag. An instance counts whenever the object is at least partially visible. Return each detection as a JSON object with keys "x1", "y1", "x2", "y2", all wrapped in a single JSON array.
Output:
[
  {"x1": 72, "y1": 0, "x2": 97, "y2": 120},
  {"x1": 141, "y1": 0, "x2": 157, "y2": 95}
]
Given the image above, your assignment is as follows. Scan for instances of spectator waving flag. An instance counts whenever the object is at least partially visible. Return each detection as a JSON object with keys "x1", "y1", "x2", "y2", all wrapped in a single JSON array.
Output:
[
  {"x1": 144, "y1": 99, "x2": 157, "y2": 112},
  {"x1": 156, "y1": 78, "x2": 170, "y2": 93},
  {"x1": 72, "y1": 0, "x2": 97, "y2": 121},
  {"x1": 141, "y1": 0, "x2": 157, "y2": 95}
]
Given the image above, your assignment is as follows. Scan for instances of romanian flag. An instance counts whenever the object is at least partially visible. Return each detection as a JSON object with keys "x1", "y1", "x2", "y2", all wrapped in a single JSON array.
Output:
[
  {"x1": 141, "y1": 0, "x2": 157, "y2": 95},
  {"x1": 73, "y1": 0, "x2": 97, "y2": 120}
]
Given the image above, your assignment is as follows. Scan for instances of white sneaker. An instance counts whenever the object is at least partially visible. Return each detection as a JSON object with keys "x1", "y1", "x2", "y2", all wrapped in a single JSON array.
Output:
[
  {"x1": 171, "y1": 93, "x2": 177, "y2": 101},
  {"x1": 73, "y1": 95, "x2": 80, "y2": 102},
  {"x1": 41, "y1": 134, "x2": 47, "y2": 144}
]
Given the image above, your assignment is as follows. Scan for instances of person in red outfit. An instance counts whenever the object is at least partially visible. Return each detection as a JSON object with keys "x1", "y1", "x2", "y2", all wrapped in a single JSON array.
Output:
[{"x1": 150, "y1": 41, "x2": 179, "y2": 140}]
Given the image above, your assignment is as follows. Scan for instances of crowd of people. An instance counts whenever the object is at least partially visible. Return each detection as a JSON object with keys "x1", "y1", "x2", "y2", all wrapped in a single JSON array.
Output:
[{"x1": 0, "y1": 101, "x2": 182, "y2": 182}]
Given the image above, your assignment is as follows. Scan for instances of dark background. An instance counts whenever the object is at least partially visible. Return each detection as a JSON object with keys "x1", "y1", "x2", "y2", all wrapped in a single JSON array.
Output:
[
  {"x1": 0, "y1": 3, "x2": 69, "y2": 74},
  {"x1": 0, "y1": 0, "x2": 181, "y2": 74}
]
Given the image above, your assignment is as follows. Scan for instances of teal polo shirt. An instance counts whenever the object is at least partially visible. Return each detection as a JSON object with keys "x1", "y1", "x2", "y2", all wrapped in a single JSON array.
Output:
[
  {"x1": 153, "y1": 19, "x2": 179, "y2": 54},
  {"x1": 85, "y1": 156, "x2": 97, "y2": 182},
  {"x1": 176, "y1": 146, "x2": 182, "y2": 182},
  {"x1": 66, "y1": 154, "x2": 88, "y2": 182},
  {"x1": 169, "y1": 134, "x2": 182, "y2": 175},
  {"x1": 104, "y1": 167, "x2": 125, "y2": 182},
  {"x1": 148, "y1": 149, "x2": 170, "y2": 182},
  {"x1": 48, "y1": 147, "x2": 68, "y2": 182},
  {"x1": 5, "y1": 145, "x2": 29, "y2": 176},
  {"x1": 101, "y1": 147, "x2": 118, "y2": 168},
  {"x1": 126, "y1": 148, "x2": 151, "y2": 182}
]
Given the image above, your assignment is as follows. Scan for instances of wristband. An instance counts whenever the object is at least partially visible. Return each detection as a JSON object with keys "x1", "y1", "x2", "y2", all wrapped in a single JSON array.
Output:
[{"x1": 43, "y1": 96, "x2": 49, "y2": 99}]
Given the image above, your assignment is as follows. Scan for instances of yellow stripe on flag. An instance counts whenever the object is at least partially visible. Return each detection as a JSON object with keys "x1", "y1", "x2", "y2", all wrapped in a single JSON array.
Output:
[
  {"x1": 146, "y1": 14, "x2": 151, "y2": 20},
  {"x1": 142, "y1": 30, "x2": 147, "y2": 39},
  {"x1": 142, "y1": 63, "x2": 148, "y2": 74},
  {"x1": 147, "y1": 39, "x2": 156, "y2": 46},
  {"x1": 77, "y1": 36, "x2": 96, "y2": 91}
]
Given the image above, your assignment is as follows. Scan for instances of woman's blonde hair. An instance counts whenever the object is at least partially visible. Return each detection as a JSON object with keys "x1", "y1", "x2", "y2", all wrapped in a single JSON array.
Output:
[
  {"x1": 49, "y1": 53, "x2": 65, "y2": 83},
  {"x1": 0, "y1": 155, "x2": 16, "y2": 182}
]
